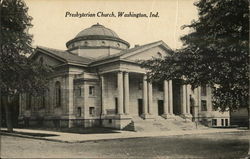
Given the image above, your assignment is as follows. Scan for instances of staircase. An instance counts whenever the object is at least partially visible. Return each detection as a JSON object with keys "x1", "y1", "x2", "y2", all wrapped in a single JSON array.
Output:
[{"x1": 124, "y1": 115, "x2": 207, "y2": 132}]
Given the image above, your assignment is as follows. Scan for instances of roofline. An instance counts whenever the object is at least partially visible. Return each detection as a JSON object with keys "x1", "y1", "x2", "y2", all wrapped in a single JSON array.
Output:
[
  {"x1": 89, "y1": 40, "x2": 173, "y2": 67},
  {"x1": 67, "y1": 45, "x2": 125, "y2": 52},
  {"x1": 31, "y1": 47, "x2": 67, "y2": 63},
  {"x1": 34, "y1": 46, "x2": 90, "y2": 66},
  {"x1": 66, "y1": 35, "x2": 130, "y2": 48}
]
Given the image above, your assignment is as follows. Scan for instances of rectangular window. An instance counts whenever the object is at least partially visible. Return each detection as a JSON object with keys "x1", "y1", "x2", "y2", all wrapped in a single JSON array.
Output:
[
  {"x1": 76, "y1": 87, "x2": 82, "y2": 97},
  {"x1": 225, "y1": 119, "x2": 228, "y2": 126},
  {"x1": 212, "y1": 119, "x2": 217, "y2": 126},
  {"x1": 138, "y1": 81, "x2": 143, "y2": 90},
  {"x1": 26, "y1": 93, "x2": 31, "y2": 110},
  {"x1": 108, "y1": 119, "x2": 112, "y2": 124},
  {"x1": 77, "y1": 107, "x2": 81, "y2": 117},
  {"x1": 89, "y1": 107, "x2": 95, "y2": 115},
  {"x1": 89, "y1": 86, "x2": 95, "y2": 96},
  {"x1": 157, "y1": 82, "x2": 163, "y2": 91},
  {"x1": 115, "y1": 97, "x2": 118, "y2": 114},
  {"x1": 201, "y1": 100, "x2": 207, "y2": 111},
  {"x1": 201, "y1": 85, "x2": 207, "y2": 96},
  {"x1": 221, "y1": 119, "x2": 224, "y2": 126}
]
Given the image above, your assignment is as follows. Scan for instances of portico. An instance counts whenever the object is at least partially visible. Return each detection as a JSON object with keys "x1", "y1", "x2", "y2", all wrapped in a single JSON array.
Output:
[{"x1": 100, "y1": 69, "x2": 180, "y2": 120}]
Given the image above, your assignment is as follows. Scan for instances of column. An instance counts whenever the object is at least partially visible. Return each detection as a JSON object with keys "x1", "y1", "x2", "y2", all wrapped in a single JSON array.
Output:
[
  {"x1": 65, "y1": 75, "x2": 74, "y2": 128},
  {"x1": 124, "y1": 72, "x2": 129, "y2": 114},
  {"x1": 148, "y1": 82, "x2": 153, "y2": 114},
  {"x1": 117, "y1": 71, "x2": 124, "y2": 115},
  {"x1": 163, "y1": 80, "x2": 169, "y2": 115},
  {"x1": 101, "y1": 75, "x2": 106, "y2": 115},
  {"x1": 142, "y1": 74, "x2": 148, "y2": 115},
  {"x1": 182, "y1": 84, "x2": 187, "y2": 114},
  {"x1": 169, "y1": 80, "x2": 173, "y2": 114}
]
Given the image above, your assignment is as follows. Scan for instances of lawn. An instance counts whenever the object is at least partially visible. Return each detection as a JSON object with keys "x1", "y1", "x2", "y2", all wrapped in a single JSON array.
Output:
[{"x1": 1, "y1": 131, "x2": 249, "y2": 158}]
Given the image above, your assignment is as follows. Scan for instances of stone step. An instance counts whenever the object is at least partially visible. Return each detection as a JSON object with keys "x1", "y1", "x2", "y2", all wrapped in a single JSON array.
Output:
[{"x1": 131, "y1": 115, "x2": 207, "y2": 132}]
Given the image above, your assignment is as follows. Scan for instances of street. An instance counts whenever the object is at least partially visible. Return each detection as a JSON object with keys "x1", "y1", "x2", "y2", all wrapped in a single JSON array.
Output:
[{"x1": 1, "y1": 131, "x2": 249, "y2": 158}]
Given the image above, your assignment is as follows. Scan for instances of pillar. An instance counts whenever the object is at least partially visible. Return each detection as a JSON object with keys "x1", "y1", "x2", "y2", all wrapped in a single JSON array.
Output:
[
  {"x1": 65, "y1": 75, "x2": 74, "y2": 128},
  {"x1": 163, "y1": 80, "x2": 169, "y2": 114},
  {"x1": 148, "y1": 82, "x2": 153, "y2": 114},
  {"x1": 117, "y1": 71, "x2": 124, "y2": 115},
  {"x1": 124, "y1": 72, "x2": 129, "y2": 114},
  {"x1": 101, "y1": 75, "x2": 106, "y2": 115},
  {"x1": 142, "y1": 74, "x2": 148, "y2": 115},
  {"x1": 169, "y1": 80, "x2": 173, "y2": 114}
]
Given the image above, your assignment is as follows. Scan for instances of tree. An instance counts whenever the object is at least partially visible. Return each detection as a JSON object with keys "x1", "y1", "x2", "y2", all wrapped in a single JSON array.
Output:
[
  {"x1": 0, "y1": 0, "x2": 51, "y2": 132},
  {"x1": 141, "y1": 0, "x2": 249, "y2": 127}
]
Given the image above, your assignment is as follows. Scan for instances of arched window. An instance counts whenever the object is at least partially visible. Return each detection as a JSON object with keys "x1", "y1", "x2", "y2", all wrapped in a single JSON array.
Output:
[
  {"x1": 39, "y1": 57, "x2": 44, "y2": 65},
  {"x1": 55, "y1": 81, "x2": 61, "y2": 107},
  {"x1": 40, "y1": 89, "x2": 46, "y2": 109},
  {"x1": 84, "y1": 41, "x2": 89, "y2": 46}
]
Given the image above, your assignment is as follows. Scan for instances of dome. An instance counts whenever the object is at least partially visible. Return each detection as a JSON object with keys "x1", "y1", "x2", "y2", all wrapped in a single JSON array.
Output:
[
  {"x1": 75, "y1": 23, "x2": 119, "y2": 38},
  {"x1": 66, "y1": 23, "x2": 130, "y2": 49}
]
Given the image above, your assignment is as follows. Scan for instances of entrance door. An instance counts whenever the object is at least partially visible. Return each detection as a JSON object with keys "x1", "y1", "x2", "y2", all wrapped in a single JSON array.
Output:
[
  {"x1": 138, "y1": 99, "x2": 143, "y2": 116},
  {"x1": 158, "y1": 100, "x2": 164, "y2": 115},
  {"x1": 173, "y1": 80, "x2": 182, "y2": 115}
]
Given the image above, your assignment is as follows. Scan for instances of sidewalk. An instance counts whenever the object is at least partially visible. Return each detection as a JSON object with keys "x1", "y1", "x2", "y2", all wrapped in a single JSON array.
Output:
[{"x1": 1, "y1": 127, "x2": 247, "y2": 143}]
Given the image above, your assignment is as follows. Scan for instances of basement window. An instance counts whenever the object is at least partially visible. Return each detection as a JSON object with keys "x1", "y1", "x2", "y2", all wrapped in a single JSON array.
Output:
[{"x1": 212, "y1": 119, "x2": 217, "y2": 126}]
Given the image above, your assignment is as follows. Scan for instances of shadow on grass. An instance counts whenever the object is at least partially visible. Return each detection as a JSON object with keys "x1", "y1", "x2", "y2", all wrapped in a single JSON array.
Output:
[
  {"x1": 18, "y1": 127, "x2": 121, "y2": 135},
  {"x1": 0, "y1": 130, "x2": 59, "y2": 137}
]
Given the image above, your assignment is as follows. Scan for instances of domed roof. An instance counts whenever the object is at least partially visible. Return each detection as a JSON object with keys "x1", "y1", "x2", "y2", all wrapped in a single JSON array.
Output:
[
  {"x1": 66, "y1": 23, "x2": 130, "y2": 49},
  {"x1": 75, "y1": 23, "x2": 119, "y2": 38}
]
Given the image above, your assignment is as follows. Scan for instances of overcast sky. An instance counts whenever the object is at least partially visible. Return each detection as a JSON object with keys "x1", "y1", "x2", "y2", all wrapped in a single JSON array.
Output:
[{"x1": 25, "y1": 0, "x2": 198, "y2": 50}]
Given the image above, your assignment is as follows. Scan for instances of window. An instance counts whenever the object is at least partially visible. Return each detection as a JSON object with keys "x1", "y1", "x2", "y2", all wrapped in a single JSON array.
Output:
[
  {"x1": 75, "y1": 86, "x2": 82, "y2": 97},
  {"x1": 115, "y1": 97, "x2": 118, "y2": 114},
  {"x1": 138, "y1": 81, "x2": 143, "y2": 90},
  {"x1": 225, "y1": 119, "x2": 228, "y2": 126},
  {"x1": 108, "y1": 119, "x2": 112, "y2": 124},
  {"x1": 55, "y1": 81, "x2": 61, "y2": 107},
  {"x1": 221, "y1": 119, "x2": 224, "y2": 126},
  {"x1": 89, "y1": 107, "x2": 95, "y2": 115},
  {"x1": 26, "y1": 93, "x2": 31, "y2": 110},
  {"x1": 77, "y1": 107, "x2": 81, "y2": 117},
  {"x1": 89, "y1": 86, "x2": 95, "y2": 96},
  {"x1": 201, "y1": 100, "x2": 207, "y2": 111},
  {"x1": 201, "y1": 85, "x2": 207, "y2": 96},
  {"x1": 157, "y1": 82, "x2": 163, "y2": 91},
  {"x1": 157, "y1": 52, "x2": 162, "y2": 58},
  {"x1": 40, "y1": 89, "x2": 46, "y2": 109},
  {"x1": 39, "y1": 57, "x2": 44, "y2": 64},
  {"x1": 212, "y1": 119, "x2": 217, "y2": 126}
]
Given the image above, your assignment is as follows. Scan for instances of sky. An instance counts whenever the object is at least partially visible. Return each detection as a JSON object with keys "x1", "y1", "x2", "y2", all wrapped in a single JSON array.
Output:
[{"x1": 24, "y1": 0, "x2": 198, "y2": 50}]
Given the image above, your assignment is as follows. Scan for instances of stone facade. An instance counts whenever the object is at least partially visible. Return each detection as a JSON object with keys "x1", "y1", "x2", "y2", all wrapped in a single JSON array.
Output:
[{"x1": 19, "y1": 24, "x2": 230, "y2": 129}]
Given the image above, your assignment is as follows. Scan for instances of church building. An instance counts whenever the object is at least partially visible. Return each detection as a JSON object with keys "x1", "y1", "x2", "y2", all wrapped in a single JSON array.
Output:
[{"x1": 19, "y1": 24, "x2": 230, "y2": 130}]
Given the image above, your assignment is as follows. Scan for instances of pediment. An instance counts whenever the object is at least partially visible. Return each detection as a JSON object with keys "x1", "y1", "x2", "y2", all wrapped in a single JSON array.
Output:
[
  {"x1": 31, "y1": 50, "x2": 65, "y2": 67},
  {"x1": 122, "y1": 45, "x2": 172, "y2": 61}
]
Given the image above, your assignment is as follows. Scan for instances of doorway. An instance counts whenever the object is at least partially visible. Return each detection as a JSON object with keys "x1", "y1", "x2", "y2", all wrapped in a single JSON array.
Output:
[
  {"x1": 173, "y1": 79, "x2": 182, "y2": 115},
  {"x1": 138, "y1": 99, "x2": 143, "y2": 116},
  {"x1": 158, "y1": 100, "x2": 164, "y2": 116}
]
